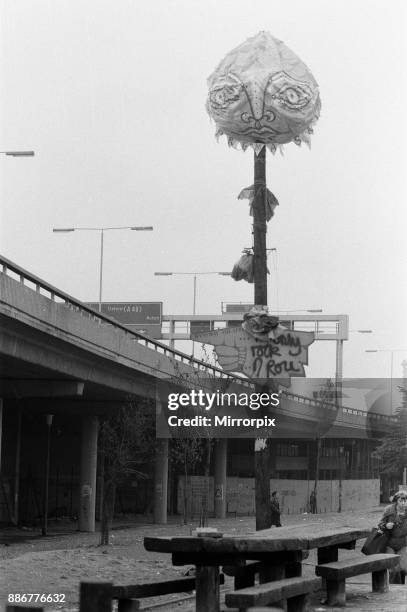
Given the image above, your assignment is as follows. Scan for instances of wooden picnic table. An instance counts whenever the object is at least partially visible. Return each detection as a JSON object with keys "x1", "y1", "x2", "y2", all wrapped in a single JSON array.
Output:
[{"x1": 144, "y1": 524, "x2": 370, "y2": 611}]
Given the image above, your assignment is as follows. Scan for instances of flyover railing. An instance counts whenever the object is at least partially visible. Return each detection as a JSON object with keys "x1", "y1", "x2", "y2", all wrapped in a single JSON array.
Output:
[
  {"x1": 0, "y1": 255, "x2": 397, "y2": 427},
  {"x1": 0, "y1": 254, "x2": 252, "y2": 386},
  {"x1": 284, "y1": 390, "x2": 397, "y2": 425}
]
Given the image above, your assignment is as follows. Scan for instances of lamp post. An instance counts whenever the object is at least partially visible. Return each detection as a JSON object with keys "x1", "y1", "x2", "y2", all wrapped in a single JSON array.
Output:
[
  {"x1": 365, "y1": 349, "x2": 407, "y2": 414},
  {"x1": 154, "y1": 271, "x2": 231, "y2": 354},
  {"x1": 335, "y1": 330, "x2": 373, "y2": 402},
  {"x1": 53, "y1": 225, "x2": 153, "y2": 311}
]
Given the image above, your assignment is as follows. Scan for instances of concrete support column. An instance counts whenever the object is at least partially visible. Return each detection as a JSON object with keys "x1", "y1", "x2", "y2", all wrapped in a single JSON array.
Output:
[
  {"x1": 0, "y1": 399, "x2": 3, "y2": 473},
  {"x1": 79, "y1": 416, "x2": 98, "y2": 532},
  {"x1": 214, "y1": 439, "x2": 227, "y2": 518},
  {"x1": 13, "y1": 409, "x2": 22, "y2": 525},
  {"x1": 154, "y1": 439, "x2": 168, "y2": 524}
]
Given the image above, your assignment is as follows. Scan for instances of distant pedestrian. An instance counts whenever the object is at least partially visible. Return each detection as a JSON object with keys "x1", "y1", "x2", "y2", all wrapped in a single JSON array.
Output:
[
  {"x1": 310, "y1": 489, "x2": 317, "y2": 514},
  {"x1": 270, "y1": 491, "x2": 281, "y2": 527}
]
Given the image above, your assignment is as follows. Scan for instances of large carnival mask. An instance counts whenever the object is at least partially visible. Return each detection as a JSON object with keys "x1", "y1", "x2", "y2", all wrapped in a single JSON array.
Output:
[{"x1": 206, "y1": 31, "x2": 321, "y2": 152}]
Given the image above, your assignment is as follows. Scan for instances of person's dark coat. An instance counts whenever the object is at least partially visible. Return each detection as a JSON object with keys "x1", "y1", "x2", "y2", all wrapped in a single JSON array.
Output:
[
  {"x1": 378, "y1": 504, "x2": 407, "y2": 552},
  {"x1": 270, "y1": 497, "x2": 281, "y2": 527}
]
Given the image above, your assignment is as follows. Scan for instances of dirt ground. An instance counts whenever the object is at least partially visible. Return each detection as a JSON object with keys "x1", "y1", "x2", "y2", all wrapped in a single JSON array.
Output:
[{"x1": 0, "y1": 507, "x2": 394, "y2": 611}]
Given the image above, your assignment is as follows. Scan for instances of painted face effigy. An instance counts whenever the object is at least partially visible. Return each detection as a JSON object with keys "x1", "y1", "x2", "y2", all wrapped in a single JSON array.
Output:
[{"x1": 206, "y1": 31, "x2": 321, "y2": 153}]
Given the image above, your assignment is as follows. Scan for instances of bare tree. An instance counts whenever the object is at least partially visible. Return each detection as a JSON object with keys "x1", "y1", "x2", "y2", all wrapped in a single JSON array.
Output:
[
  {"x1": 170, "y1": 437, "x2": 205, "y2": 524},
  {"x1": 311, "y1": 379, "x2": 336, "y2": 513},
  {"x1": 99, "y1": 401, "x2": 155, "y2": 545},
  {"x1": 167, "y1": 347, "x2": 230, "y2": 526}
]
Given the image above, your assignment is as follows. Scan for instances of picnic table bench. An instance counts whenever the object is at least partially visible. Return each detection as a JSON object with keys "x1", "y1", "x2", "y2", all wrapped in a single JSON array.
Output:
[
  {"x1": 225, "y1": 575, "x2": 322, "y2": 611},
  {"x1": 144, "y1": 524, "x2": 370, "y2": 611},
  {"x1": 315, "y1": 552, "x2": 400, "y2": 606}
]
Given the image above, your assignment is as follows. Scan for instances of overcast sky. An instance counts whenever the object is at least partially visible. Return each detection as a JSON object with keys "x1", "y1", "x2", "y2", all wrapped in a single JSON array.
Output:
[{"x1": 1, "y1": 0, "x2": 406, "y2": 379}]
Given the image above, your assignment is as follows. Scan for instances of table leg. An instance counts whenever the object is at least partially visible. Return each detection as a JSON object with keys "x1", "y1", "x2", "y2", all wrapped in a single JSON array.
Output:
[
  {"x1": 235, "y1": 573, "x2": 255, "y2": 589},
  {"x1": 317, "y1": 545, "x2": 338, "y2": 564},
  {"x1": 259, "y1": 563, "x2": 285, "y2": 582},
  {"x1": 195, "y1": 565, "x2": 220, "y2": 612},
  {"x1": 259, "y1": 551, "x2": 302, "y2": 582},
  {"x1": 317, "y1": 546, "x2": 339, "y2": 594},
  {"x1": 286, "y1": 561, "x2": 302, "y2": 578}
]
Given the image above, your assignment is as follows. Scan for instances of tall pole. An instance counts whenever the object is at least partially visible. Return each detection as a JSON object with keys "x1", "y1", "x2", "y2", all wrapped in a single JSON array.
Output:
[
  {"x1": 98, "y1": 230, "x2": 104, "y2": 312},
  {"x1": 253, "y1": 148, "x2": 268, "y2": 304},
  {"x1": 193, "y1": 275, "x2": 197, "y2": 315},
  {"x1": 390, "y1": 351, "x2": 394, "y2": 415},
  {"x1": 252, "y1": 146, "x2": 271, "y2": 530},
  {"x1": 192, "y1": 275, "x2": 197, "y2": 356}
]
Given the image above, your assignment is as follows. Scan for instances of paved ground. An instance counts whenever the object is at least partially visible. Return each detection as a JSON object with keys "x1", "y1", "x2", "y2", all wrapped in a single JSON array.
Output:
[{"x1": 0, "y1": 507, "x2": 405, "y2": 611}]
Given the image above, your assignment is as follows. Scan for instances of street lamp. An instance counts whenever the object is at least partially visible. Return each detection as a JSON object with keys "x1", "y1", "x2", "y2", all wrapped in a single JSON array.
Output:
[
  {"x1": 53, "y1": 225, "x2": 153, "y2": 311},
  {"x1": 365, "y1": 349, "x2": 407, "y2": 414},
  {"x1": 0, "y1": 150, "x2": 35, "y2": 157},
  {"x1": 155, "y1": 271, "x2": 232, "y2": 355}
]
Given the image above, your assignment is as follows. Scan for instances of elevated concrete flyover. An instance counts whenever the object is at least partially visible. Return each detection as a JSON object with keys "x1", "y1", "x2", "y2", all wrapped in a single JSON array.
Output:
[
  {"x1": 0, "y1": 256, "x2": 251, "y2": 529},
  {"x1": 0, "y1": 257, "x2": 395, "y2": 528}
]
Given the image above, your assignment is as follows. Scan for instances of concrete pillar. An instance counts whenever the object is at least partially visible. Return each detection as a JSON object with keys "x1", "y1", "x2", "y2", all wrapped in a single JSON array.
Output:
[
  {"x1": 13, "y1": 409, "x2": 22, "y2": 525},
  {"x1": 0, "y1": 399, "x2": 2, "y2": 473},
  {"x1": 214, "y1": 439, "x2": 227, "y2": 518},
  {"x1": 154, "y1": 439, "x2": 168, "y2": 524},
  {"x1": 79, "y1": 416, "x2": 98, "y2": 532}
]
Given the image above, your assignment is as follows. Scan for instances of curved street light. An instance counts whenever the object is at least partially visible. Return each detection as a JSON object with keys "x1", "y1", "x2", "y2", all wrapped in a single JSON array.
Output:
[
  {"x1": 54, "y1": 225, "x2": 153, "y2": 311},
  {"x1": 0, "y1": 150, "x2": 35, "y2": 157}
]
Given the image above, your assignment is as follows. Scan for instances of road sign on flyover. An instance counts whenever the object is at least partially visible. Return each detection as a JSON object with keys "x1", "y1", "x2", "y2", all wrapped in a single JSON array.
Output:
[{"x1": 85, "y1": 302, "x2": 162, "y2": 338}]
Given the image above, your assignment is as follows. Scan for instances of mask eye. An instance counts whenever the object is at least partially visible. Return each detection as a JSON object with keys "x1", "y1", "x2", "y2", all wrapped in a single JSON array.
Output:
[
  {"x1": 266, "y1": 72, "x2": 314, "y2": 112},
  {"x1": 285, "y1": 88, "x2": 300, "y2": 104},
  {"x1": 209, "y1": 84, "x2": 241, "y2": 111},
  {"x1": 277, "y1": 85, "x2": 310, "y2": 110}
]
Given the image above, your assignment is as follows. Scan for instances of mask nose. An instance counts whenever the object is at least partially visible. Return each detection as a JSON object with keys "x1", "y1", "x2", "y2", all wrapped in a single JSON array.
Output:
[{"x1": 245, "y1": 83, "x2": 264, "y2": 120}]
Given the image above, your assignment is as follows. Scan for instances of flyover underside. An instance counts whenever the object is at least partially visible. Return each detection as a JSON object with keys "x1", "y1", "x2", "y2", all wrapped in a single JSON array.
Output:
[
  {"x1": 0, "y1": 313, "x2": 385, "y2": 436},
  {"x1": 0, "y1": 272, "x2": 390, "y2": 437},
  {"x1": 0, "y1": 314, "x2": 156, "y2": 403}
]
